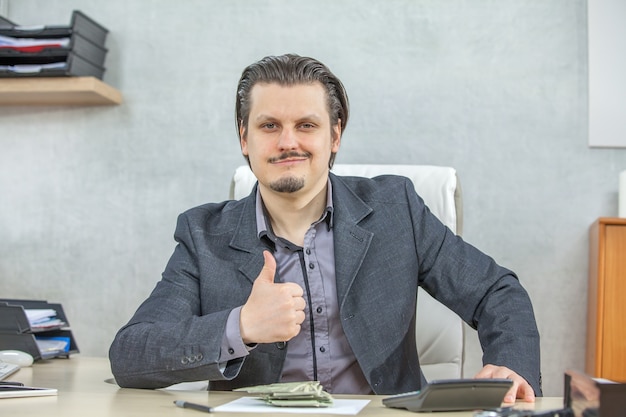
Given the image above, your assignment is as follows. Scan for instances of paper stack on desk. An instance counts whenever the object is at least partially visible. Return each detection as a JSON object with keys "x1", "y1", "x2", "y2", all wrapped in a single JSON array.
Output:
[
  {"x1": 25, "y1": 309, "x2": 71, "y2": 358},
  {"x1": 25, "y1": 309, "x2": 65, "y2": 330},
  {"x1": 0, "y1": 299, "x2": 80, "y2": 361}
]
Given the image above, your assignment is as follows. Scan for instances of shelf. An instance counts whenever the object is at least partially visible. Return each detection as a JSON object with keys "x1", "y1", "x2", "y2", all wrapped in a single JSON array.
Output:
[{"x1": 0, "y1": 76, "x2": 122, "y2": 105}]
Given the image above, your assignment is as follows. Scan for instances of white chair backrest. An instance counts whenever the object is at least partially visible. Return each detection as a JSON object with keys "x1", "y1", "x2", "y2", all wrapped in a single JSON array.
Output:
[{"x1": 230, "y1": 164, "x2": 465, "y2": 381}]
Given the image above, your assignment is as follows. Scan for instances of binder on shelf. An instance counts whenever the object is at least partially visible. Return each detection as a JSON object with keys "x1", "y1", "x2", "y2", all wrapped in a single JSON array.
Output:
[
  {"x1": 0, "y1": 10, "x2": 109, "y2": 79},
  {"x1": 0, "y1": 299, "x2": 79, "y2": 361}
]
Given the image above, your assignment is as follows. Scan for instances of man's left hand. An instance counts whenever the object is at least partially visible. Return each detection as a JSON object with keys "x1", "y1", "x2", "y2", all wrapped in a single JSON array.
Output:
[{"x1": 474, "y1": 364, "x2": 535, "y2": 403}]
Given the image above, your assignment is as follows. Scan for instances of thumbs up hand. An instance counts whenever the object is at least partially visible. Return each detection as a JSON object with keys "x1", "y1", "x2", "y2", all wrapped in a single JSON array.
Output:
[{"x1": 239, "y1": 251, "x2": 306, "y2": 344}]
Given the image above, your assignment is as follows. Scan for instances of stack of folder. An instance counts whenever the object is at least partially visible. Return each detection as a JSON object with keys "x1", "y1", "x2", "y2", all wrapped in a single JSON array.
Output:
[
  {"x1": 0, "y1": 299, "x2": 79, "y2": 361},
  {"x1": 0, "y1": 10, "x2": 109, "y2": 79}
]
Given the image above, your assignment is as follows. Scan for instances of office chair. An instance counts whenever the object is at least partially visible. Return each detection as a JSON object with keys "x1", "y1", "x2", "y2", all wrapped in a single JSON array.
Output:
[{"x1": 230, "y1": 164, "x2": 465, "y2": 381}]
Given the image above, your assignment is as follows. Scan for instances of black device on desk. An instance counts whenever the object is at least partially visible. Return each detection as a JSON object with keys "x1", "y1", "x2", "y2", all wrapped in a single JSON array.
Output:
[
  {"x1": 383, "y1": 379, "x2": 513, "y2": 412},
  {"x1": 0, "y1": 385, "x2": 58, "y2": 398}
]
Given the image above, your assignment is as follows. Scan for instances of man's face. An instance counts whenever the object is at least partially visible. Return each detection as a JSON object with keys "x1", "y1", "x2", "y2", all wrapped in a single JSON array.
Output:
[{"x1": 240, "y1": 82, "x2": 341, "y2": 196}]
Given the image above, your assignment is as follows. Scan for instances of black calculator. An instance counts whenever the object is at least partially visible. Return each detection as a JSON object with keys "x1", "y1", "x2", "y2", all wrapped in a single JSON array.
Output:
[{"x1": 382, "y1": 378, "x2": 513, "y2": 412}]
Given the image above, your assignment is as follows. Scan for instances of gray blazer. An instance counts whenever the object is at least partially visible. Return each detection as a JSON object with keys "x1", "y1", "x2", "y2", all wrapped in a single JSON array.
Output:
[{"x1": 109, "y1": 173, "x2": 541, "y2": 395}]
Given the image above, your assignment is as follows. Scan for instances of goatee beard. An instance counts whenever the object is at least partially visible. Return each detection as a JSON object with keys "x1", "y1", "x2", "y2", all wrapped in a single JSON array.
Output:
[
  {"x1": 267, "y1": 151, "x2": 309, "y2": 193},
  {"x1": 269, "y1": 176, "x2": 305, "y2": 193}
]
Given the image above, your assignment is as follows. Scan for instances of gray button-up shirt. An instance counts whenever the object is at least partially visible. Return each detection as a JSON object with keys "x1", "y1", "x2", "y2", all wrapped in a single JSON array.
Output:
[{"x1": 220, "y1": 180, "x2": 371, "y2": 394}]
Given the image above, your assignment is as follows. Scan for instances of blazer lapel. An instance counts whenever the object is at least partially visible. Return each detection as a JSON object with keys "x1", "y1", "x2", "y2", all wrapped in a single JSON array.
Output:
[
  {"x1": 228, "y1": 176, "x2": 376, "y2": 299},
  {"x1": 228, "y1": 188, "x2": 267, "y2": 284},
  {"x1": 330, "y1": 174, "x2": 374, "y2": 307}
]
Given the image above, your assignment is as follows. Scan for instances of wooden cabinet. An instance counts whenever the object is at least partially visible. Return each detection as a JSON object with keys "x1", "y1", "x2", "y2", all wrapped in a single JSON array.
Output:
[{"x1": 586, "y1": 217, "x2": 626, "y2": 382}]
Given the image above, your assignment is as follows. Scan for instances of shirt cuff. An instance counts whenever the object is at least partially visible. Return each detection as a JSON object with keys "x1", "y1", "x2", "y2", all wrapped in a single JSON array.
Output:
[{"x1": 220, "y1": 306, "x2": 254, "y2": 363}]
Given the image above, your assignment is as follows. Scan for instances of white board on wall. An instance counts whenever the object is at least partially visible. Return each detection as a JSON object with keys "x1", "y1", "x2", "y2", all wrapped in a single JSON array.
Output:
[{"x1": 588, "y1": 0, "x2": 626, "y2": 148}]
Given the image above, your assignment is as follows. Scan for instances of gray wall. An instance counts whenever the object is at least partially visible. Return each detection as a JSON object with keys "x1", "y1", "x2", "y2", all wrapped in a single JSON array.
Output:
[{"x1": 1, "y1": 0, "x2": 623, "y2": 397}]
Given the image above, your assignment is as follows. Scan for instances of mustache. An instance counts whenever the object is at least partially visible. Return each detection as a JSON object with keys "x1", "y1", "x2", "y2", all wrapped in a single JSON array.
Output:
[{"x1": 268, "y1": 151, "x2": 311, "y2": 163}]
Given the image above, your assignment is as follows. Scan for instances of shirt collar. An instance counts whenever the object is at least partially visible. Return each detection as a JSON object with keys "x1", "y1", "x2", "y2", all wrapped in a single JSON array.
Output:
[{"x1": 255, "y1": 178, "x2": 335, "y2": 242}]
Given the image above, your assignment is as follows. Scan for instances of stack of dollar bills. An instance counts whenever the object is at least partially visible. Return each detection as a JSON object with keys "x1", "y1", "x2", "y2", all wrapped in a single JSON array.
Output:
[{"x1": 234, "y1": 381, "x2": 334, "y2": 407}]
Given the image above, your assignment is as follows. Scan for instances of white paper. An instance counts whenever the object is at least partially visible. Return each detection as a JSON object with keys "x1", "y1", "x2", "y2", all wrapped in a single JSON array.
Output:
[
  {"x1": 0, "y1": 34, "x2": 70, "y2": 47},
  {"x1": 162, "y1": 381, "x2": 209, "y2": 391},
  {"x1": 25, "y1": 309, "x2": 57, "y2": 324},
  {"x1": 213, "y1": 396, "x2": 370, "y2": 415}
]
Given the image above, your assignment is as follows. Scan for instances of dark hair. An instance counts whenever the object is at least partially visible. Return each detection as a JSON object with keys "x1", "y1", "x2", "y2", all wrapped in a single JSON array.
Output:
[{"x1": 235, "y1": 54, "x2": 349, "y2": 168}]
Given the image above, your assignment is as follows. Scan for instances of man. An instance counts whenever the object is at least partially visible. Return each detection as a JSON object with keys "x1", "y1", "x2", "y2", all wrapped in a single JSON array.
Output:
[{"x1": 109, "y1": 54, "x2": 541, "y2": 402}]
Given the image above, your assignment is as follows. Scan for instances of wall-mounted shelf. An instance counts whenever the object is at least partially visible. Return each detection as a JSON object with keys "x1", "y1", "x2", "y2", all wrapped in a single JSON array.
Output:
[{"x1": 0, "y1": 76, "x2": 122, "y2": 105}]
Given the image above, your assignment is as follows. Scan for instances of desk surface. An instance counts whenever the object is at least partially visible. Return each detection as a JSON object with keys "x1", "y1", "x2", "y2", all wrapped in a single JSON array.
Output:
[{"x1": 1, "y1": 356, "x2": 563, "y2": 416}]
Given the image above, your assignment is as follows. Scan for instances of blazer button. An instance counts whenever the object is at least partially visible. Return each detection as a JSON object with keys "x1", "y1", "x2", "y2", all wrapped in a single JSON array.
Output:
[
  {"x1": 228, "y1": 348, "x2": 235, "y2": 355},
  {"x1": 275, "y1": 341, "x2": 287, "y2": 350}
]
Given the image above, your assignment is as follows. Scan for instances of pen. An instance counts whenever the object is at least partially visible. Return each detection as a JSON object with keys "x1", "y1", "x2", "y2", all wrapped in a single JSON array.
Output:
[{"x1": 174, "y1": 400, "x2": 214, "y2": 413}]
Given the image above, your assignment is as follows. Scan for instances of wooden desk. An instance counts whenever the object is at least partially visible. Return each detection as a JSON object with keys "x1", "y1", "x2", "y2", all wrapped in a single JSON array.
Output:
[{"x1": 1, "y1": 356, "x2": 563, "y2": 416}]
